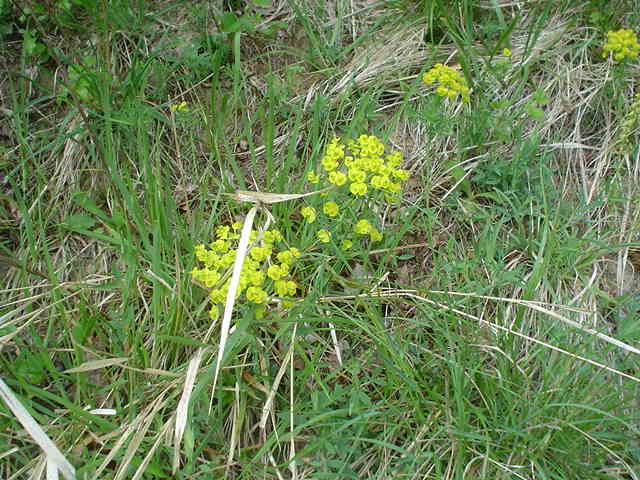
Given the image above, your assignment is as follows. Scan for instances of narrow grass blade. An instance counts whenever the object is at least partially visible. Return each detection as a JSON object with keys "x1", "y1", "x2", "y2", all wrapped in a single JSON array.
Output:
[
  {"x1": 260, "y1": 323, "x2": 297, "y2": 430},
  {"x1": 63, "y1": 357, "x2": 128, "y2": 373}
]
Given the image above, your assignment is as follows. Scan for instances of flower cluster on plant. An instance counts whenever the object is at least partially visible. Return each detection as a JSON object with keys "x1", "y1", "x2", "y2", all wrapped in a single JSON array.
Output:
[
  {"x1": 422, "y1": 63, "x2": 471, "y2": 102},
  {"x1": 603, "y1": 29, "x2": 640, "y2": 61},
  {"x1": 191, "y1": 135, "x2": 410, "y2": 320},
  {"x1": 170, "y1": 101, "x2": 190, "y2": 113},
  {"x1": 303, "y1": 135, "x2": 410, "y2": 250},
  {"x1": 191, "y1": 223, "x2": 300, "y2": 319}
]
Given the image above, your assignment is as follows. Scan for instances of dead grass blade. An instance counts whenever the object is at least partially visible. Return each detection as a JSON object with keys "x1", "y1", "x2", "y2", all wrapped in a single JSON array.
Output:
[
  {"x1": 132, "y1": 417, "x2": 174, "y2": 480},
  {"x1": 223, "y1": 187, "x2": 332, "y2": 204},
  {"x1": 114, "y1": 393, "x2": 168, "y2": 480},
  {"x1": 0, "y1": 378, "x2": 75, "y2": 480},
  {"x1": 320, "y1": 289, "x2": 640, "y2": 384},
  {"x1": 172, "y1": 347, "x2": 209, "y2": 473}
]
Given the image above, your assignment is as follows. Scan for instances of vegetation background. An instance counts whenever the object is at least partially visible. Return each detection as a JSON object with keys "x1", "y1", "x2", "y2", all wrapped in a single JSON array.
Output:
[{"x1": 1, "y1": 0, "x2": 640, "y2": 478}]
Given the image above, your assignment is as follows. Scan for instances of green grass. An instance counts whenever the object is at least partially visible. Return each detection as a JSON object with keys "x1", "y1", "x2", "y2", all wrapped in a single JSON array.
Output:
[{"x1": 1, "y1": 0, "x2": 640, "y2": 478}]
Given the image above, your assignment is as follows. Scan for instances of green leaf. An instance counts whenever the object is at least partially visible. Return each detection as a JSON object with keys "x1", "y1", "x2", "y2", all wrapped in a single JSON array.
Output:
[
  {"x1": 61, "y1": 214, "x2": 96, "y2": 231},
  {"x1": 220, "y1": 12, "x2": 241, "y2": 33},
  {"x1": 72, "y1": 192, "x2": 110, "y2": 222}
]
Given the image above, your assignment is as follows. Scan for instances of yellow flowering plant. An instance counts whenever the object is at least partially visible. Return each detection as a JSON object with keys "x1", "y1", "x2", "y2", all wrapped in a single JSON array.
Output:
[
  {"x1": 422, "y1": 63, "x2": 471, "y2": 102},
  {"x1": 300, "y1": 135, "x2": 410, "y2": 253},
  {"x1": 603, "y1": 29, "x2": 640, "y2": 62},
  {"x1": 191, "y1": 222, "x2": 300, "y2": 319},
  {"x1": 191, "y1": 134, "x2": 409, "y2": 320}
]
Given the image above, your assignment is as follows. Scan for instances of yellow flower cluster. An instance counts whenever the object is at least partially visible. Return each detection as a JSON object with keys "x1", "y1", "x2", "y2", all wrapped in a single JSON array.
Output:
[
  {"x1": 309, "y1": 136, "x2": 409, "y2": 200},
  {"x1": 603, "y1": 29, "x2": 639, "y2": 61},
  {"x1": 301, "y1": 135, "x2": 408, "y2": 249},
  {"x1": 422, "y1": 63, "x2": 470, "y2": 102},
  {"x1": 170, "y1": 101, "x2": 190, "y2": 112},
  {"x1": 191, "y1": 223, "x2": 300, "y2": 319},
  {"x1": 354, "y1": 219, "x2": 382, "y2": 242}
]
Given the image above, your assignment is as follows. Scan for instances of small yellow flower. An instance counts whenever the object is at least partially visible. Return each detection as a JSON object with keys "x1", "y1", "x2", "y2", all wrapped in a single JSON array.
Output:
[
  {"x1": 274, "y1": 279, "x2": 290, "y2": 297},
  {"x1": 348, "y1": 168, "x2": 366, "y2": 183},
  {"x1": 386, "y1": 151, "x2": 402, "y2": 167},
  {"x1": 317, "y1": 229, "x2": 331, "y2": 243},
  {"x1": 391, "y1": 169, "x2": 410, "y2": 181},
  {"x1": 194, "y1": 244, "x2": 208, "y2": 262},
  {"x1": 323, "y1": 201, "x2": 339, "y2": 217},
  {"x1": 263, "y1": 229, "x2": 283, "y2": 244},
  {"x1": 328, "y1": 171, "x2": 347, "y2": 186},
  {"x1": 250, "y1": 246, "x2": 271, "y2": 262},
  {"x1": 170, "y1": 101, "x2": 189, "y2": 112},
  {"x1": 267, "y1": 264, "x2": 286, "y2": 281},
  {"x1": 246, "y1": 286, "x2": 268, "y2": 304},
  {"x1": 307, "y1": 171, "x2": 320, "y2": 184},
  {"x1": 248, "y1": 270, "x2": 265, "y2": 287},
  {"x1": 355, "y1": 219, "x2": 372, "y2": 235},
  {"x1": 321, "y1": 157, "x2": 339, "y2": 172},
  {"x1": 216, "y1": 225, "x2": 230, "y2": 239},
  {"x1": 210, "y1": 239, "x2": 230, "y2": 253},
  {"x1": 369, "y1": 229, "x2": 383, "y2": 242},
  {"x1": 502, "y1": 47, "x2": 512, "y2": 57},
  {"x1": 341, "y1": 239, "x2": 353, "y2": 251},
  {"x1": 370, "y1": 175, "x2": 389, "y2": 190},
  {"x1": 201, "y1": 269, "x2": 221, "y2": 288},
  {"x1": 209, "y1": 288, "x2": 226, "y2": 304},
  {"x1": 349, "y1": 182, "x2": 368, "y2": 196},
  {"x1": 277, "y1": 250, "x2": 295, "y2": 265},
  {"x1": 285, "y1": 280, "x2": 297, "y2": 296},
  {"x1": 301, "y1": 206, "x2": 317, "y2": 223}
]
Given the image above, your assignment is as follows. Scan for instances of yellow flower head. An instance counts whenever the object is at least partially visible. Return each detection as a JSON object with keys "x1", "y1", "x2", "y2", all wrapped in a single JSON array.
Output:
[
  {"x1": 328, "y1": 171, "x2": 347, "y2": 186},
  {"x1": 323, "y1": 201, "x2": 340, "y2": 217},
  {"x1": 349, "y1": 182, "x2": 368, "y2": 196},
  {"x1": 355, "y1": 219, "x2": 372, "y2": 235},
  {"x1": 248, "y1": 270, "x2": 265, "y2": 287},
  {"x1": 317, "y1": 229, "x2": 331, "y2": 243},
  {"x1": 250, "y1": 246, "x2": 271, "y2": 262},
  {"x1": 301, "y1": 206, "x2": 317, "y2": 223},
  {"x1": 210, "y1": 239, "x2": 230, "y2": 253},
  {"x1": 307, "y1": 171, "x2": 320, "y2": 184},
  {"x1": 423, "y1": 63, "x2": 470, "y2": 102},
  {"x1": 267, "y1": 264, "x2": 286, "y2": 281},
  {"x1": 277, "y1": 250, "x2": 295, "y2": 265},
  {"x1": 603, "y1": 29, "x2": 640, "y2": 61},
  {"x1": 341, "y1": 239, "x2": 353, "y2": 251},
  {"x1": 348, "y1": 168, "x2": 366, "y2": 183},
  {"x1": 262, "y1": 229, "x2": 283, "y2": 244},
  {"x1": 170, "y1": 101, "x2": 189, "y2": 112},
  {"x1": 246, "y1": 286, "x2": 268, "y2": 304},
  {"x1": 322, "y1": 157, "x2": 339, "y2": 172},
  {"x1": 369, "y1": 229, "x2": 383, "y2": 242}
]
